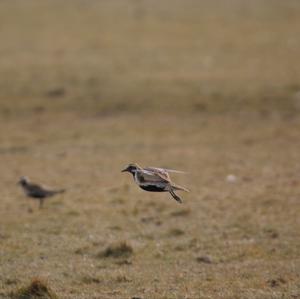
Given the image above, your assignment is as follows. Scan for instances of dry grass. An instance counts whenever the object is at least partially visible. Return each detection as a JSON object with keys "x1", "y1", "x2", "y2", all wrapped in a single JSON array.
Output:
[
  {"x1": 0, "y1": 1, "x2": 300, "y2": 298},
  {"x1": 98, "y1": 242, "x2": 134, "y2": 259},
  {"x1": 10, "y1": 279, "x2": 58, "y2": 299},
  {"x1": 1, "y1": 0, "x2": 300, "y2": 117}
]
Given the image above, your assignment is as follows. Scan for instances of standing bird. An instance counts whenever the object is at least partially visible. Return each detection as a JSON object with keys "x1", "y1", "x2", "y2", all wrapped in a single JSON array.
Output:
[
  {"x1": 121, "y1": 163, "x2": 189, "y2": 203},
  {"x1": 18, "y1": 176, "x2": 65, "y2": 208}
]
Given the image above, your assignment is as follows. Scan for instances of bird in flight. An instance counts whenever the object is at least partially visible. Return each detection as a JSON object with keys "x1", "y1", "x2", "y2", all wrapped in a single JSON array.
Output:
[
  {"x1": 18, "y1": 176, "x2": 65, "y2": 208},
  {"x1": 121, "y1": 163, "x2": 189, "y2": 203}
]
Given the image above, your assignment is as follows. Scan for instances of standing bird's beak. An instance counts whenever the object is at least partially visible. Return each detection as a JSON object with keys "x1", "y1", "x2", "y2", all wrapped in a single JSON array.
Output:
[{"x1": 121, "y1": 167, "x2": 128, "y2": 173}]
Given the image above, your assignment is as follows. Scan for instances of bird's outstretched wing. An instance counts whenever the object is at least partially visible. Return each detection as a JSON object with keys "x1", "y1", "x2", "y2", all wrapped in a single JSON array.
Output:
[
  {"x1": 142, "y1": 167, "x2": 171, "y2": 182},
  {"x1": 136, "y1": 168, "x2": 170, "y2": 183},
  {"x1": 147, "y1": 167, "x2": 186, "y2": 174}
]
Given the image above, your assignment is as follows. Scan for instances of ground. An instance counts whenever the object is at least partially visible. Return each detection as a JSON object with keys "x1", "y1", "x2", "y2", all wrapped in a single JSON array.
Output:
[{"x1": 0, "y1": 1, "x2": 299, "y2": 298}]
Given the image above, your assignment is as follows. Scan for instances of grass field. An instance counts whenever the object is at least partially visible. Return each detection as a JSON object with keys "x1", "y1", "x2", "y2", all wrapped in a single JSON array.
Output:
[{"x1": 0, "y1": 1, "x2": 300, "y2": 298}]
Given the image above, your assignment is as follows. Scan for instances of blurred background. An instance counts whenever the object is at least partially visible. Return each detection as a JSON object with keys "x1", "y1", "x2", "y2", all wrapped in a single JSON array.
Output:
[
  {"x1": 0, "y1": 1, "x2": 300, "y2": 298},
  {"x1": 1, "y1": 0, "x2": 300, "y2": 115}
]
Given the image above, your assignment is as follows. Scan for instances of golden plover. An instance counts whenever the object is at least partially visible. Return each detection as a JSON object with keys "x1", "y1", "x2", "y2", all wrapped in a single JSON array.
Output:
[
  {"x1": 18, "y1": 176, "x2": 65, "y2": 208},
  {"x1": 122, "y1": 163, "x2": 189, "y2": 203}
]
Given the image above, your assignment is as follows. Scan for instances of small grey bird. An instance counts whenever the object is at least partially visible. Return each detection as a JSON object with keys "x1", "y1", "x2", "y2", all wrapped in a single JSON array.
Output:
[
  {"x1": 122, "y1": 163, "x2": 189, "y2": 203},
  {"x1": 18, "y1": 176, "x2": 65, "y2": 208}
]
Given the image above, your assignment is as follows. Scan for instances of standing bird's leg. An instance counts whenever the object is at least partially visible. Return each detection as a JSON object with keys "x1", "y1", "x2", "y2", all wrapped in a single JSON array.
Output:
[
  {"x1": 39, "y1": 198, "x2": 44, "y2": 209},
  {"x1": 169, "y1": 189, "x2": 183, "y2": 203}
]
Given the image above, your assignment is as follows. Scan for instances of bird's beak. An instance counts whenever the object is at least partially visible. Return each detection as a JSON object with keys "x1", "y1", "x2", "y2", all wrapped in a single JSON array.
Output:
[{"x1": 121, "y1": 167, "x2": 128, "y2": 173}]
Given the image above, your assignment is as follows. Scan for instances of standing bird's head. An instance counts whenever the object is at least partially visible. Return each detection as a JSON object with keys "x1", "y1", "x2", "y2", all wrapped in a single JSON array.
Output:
[
  {"x1": 121, "y1": 163, "x2": 140, "y2": 175},
  {"x1": 18, "y1": 176, "x2": 30, "y2": 187}
]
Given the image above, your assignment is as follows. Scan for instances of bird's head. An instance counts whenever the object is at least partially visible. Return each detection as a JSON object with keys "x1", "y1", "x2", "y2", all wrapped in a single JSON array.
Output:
[
  {"x1": 121, "y1": 163, "x2": 140, "y2": 174},
  {"x1": 18, "y1": 176, "x2": 29, "y2": 186}
]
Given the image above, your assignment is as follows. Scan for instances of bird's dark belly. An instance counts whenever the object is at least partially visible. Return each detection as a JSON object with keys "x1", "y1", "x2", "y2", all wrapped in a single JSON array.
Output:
[
  {"x1": 28, "y1": 192, "x2": 46, "y2": 199},
  {"x1": 140, "y1": 185, "x2": 166, "y2": 192}
]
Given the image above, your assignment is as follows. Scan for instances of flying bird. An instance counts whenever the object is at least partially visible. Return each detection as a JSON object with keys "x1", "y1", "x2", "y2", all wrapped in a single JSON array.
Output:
[
  {"x1": 121, "y1": 163, "x2": 189, "y2": 203},
  {"x1": 18, "y1": 176, "x2": 65, "y2": 208}
]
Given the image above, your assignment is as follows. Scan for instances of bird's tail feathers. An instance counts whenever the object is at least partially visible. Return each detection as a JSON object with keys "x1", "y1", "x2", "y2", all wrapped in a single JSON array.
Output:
[
  {"x1": 56, "y1": 189, "x2": 66, "y2": 194},
  {"x1": 171, "y1": 184, "x2": 189, "y2": 192},
  {"x1": 50, "y1": 189, "x2": 66, "y2": 195}
]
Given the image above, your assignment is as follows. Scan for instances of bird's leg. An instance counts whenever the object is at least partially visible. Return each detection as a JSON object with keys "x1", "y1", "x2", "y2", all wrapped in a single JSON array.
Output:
[
  {"x1": 39, "y1": 198, "x2": 44, "y2": 209},
  {"x1": 169, "y1": 189, "x2": 183, "y2": 203}
]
